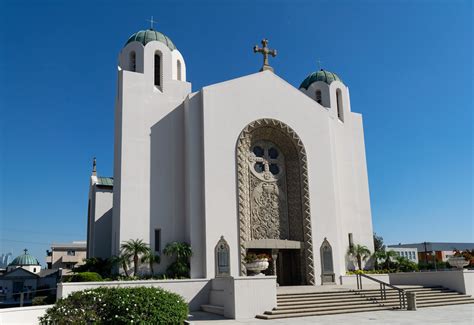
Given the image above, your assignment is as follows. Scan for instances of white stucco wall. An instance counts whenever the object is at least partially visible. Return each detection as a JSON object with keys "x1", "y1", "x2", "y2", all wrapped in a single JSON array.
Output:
[
  {"x1": 112, "y1": 40, "x2": 191, "y2": 271},
  {"x1": 389, "y1": 270, "x2": 474, "y2": 295},
  {"x1": 57, "y1": 279, "x2": 210, "y2": 311},
  {"x1": 186, "y1": 71, "x2": 373, "y2": 282},
  {"x1": 0, "y1": 305, "x2": 52, "y2": 325},
  {"x1": 88, "y1": 186, "x2": 113, "y2": 258}
]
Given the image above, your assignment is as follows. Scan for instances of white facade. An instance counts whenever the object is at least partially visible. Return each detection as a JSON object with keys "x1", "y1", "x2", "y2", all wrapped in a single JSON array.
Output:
[
  {"x1": 87, "y1": 29, "x2": 374, "y2": 286},
  {"x1": 387, "y1": 247, "x2": 419, "y2": 264}
]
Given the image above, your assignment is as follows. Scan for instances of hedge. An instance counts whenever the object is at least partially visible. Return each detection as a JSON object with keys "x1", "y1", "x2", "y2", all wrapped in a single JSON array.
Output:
[{"x1": 39, "y1": 286, "x2": 188, "y2": 324}]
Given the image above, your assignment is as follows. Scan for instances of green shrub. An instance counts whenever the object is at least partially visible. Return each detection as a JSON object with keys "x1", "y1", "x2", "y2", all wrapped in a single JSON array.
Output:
[
  {"x1": 39, "y1": 287, "x2": 188, "y2": 324},
  {"x1": 32, "y1": 295, "x2": 56, "y2": 306},
  {"x1": 70, "y1": 272, "x2": 103, "y2": 282}
]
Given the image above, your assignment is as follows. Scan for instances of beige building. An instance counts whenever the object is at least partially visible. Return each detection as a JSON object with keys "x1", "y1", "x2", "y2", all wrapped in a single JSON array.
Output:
[{"x1": 46, "y1": 241, "x2": 87, "y2": 270}]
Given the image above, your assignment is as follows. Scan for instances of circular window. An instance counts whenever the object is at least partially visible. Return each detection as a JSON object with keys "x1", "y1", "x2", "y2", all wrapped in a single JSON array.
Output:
[
  {"x1": 268, "y1": 147, "x2": 279, "y2": 159},
  {"x1": 253, "y1": 146, "x2": 264, "y2": 157},
  {"x1": 254, "y1": 162, "x2": 264, "y2": 173},
  {"x1": 269, "y1": 164, "x2": 279, "y2": 175}
]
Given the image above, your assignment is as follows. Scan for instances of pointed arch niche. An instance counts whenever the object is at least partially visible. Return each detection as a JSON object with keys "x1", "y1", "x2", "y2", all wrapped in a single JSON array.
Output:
[
  {"x1": 215, "y1": 236, "x2": 230, "y2": 277},
  {"x1": 320, "y1": 238, "x2": 335, "y2": 284},
  {"x1": 236, "y1": 118, "x2": 315, "y2": 285}
]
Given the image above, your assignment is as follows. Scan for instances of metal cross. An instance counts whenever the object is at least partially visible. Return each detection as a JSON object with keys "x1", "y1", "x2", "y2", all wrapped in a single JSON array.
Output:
[
  {"x1": 146, "y1": 16, "x2": 157, "y2": 30},
  {"x1": 317, "y1": 58, "x2": 323, "y2": 70},
  {"x1": 253, "y1": 39, "x2": 277, "y2": 72}
]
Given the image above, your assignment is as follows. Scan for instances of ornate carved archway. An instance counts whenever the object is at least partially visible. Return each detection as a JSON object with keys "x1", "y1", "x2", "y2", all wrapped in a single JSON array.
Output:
[{"x1": 236, "y1": 118, "x2": 315, "y2": 285}]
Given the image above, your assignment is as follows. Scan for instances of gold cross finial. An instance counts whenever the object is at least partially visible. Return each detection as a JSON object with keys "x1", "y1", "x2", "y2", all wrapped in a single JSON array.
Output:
[
  {"x1": 253, "y1": 38, "x2": 277, "y2": 72},
  {"x1": 146, "y1": 16, "x2": 157, "y2": 30}
]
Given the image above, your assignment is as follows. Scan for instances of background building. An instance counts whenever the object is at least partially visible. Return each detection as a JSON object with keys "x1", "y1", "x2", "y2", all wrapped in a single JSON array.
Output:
[
  {"x1": 386, "y1": 247, "x2": 418, "y2": 264},
  {"x1": 388, "y1": 242, "x2": 474, "y2": 264},
  {"x1": 46, "y1": 241, "x2": 87, "y2": 270}
]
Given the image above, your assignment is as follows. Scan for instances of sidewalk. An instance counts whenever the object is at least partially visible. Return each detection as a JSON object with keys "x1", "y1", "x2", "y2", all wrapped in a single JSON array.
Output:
[{"x1": 188, "y1": 304, "x2": 474, "y2": 324}]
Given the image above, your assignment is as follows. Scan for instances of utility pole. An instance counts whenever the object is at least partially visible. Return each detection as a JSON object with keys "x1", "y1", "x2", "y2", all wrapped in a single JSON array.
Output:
[{"x1": 423, "y1": 242, "x2": 429, "y2": 265}]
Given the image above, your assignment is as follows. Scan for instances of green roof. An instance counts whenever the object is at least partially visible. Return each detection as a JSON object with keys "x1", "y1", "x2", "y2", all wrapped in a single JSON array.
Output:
[
  {"x1": 299, "y1": 69, "x2": 342, "y2": 89},
  {"x1": 97, "y1": 177, "x2": 113, "y2": 187},
  {"x1": 125, "y1": 29, "x2": 176, "y2": 51},
  {"x1": 9, "y1": 250, "x2": 40, "y2": 266}
]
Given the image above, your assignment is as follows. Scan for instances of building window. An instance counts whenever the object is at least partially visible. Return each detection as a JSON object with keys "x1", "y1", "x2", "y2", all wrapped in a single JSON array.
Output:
[
  {"x1": 177, "y1": 60, "x2": 182, "y2": 81},
  {"x1": 348, "y1": 233, "x2": 353, "y2": 249},
  {"x1": 130, "y1": 51, "x2": 136, "y2": 72},
  {"x1": 154, "y1": 229, "x2": 161, "y2": 253},
  {"x1": 67, "y1": 250, "x2": 75, "y2": 256},
  {"x1": 316, "y1": 90, "x2": 322, "y2": 104},
  {"x1": 336, "y1": 88, "x2": 344, "y2": 122},
  {"x1": 154, "y1": 53, "x2": 161, "y2": 87},
  {"x1": 215, "y1": 236, "x2": 230, "y2": 277}
]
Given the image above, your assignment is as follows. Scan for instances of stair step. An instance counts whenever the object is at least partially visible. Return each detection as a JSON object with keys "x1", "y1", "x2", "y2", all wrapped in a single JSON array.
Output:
[
  {"x1": 267, "y1": 302, "x2": 397, "y2": 315},
  {"x1": 201, "y1": 304, "x2": 224, "y2": 316},
  {"x1": 257, "y1": 306, "x2": 393, "y2": 319}
]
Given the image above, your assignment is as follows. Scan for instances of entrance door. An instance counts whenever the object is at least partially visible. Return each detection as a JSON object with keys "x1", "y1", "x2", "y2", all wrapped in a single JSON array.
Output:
[{"x1": 277, "y1": 250, "x2": 301, "y2": 286}]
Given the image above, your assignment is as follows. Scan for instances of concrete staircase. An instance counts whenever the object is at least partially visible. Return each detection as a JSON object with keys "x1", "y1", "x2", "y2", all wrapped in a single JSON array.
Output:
[
  {"x1": 201, "y1": 279, "x2": 226, "y2": 316},
  {"x1": 256, "y1": 286, "x2": 474, "y2": 319}
]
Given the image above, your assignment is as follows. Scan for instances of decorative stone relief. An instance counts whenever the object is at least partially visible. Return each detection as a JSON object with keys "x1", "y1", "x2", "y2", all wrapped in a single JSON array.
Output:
[{"x1": 236, "y1": 118, "x2": 315, "y2": 285}]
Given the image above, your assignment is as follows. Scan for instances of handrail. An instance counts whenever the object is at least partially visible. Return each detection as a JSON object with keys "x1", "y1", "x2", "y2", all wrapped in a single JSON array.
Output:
[{"x1": 356, "y1": 273, "x2": 406, "y2": 309}]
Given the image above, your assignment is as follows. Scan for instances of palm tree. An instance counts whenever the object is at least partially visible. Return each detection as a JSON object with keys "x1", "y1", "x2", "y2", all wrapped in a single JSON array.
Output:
[
  {"x1": 348, "y1": 244, "x2": 371, "y2": 270},
  {"x1": 163, "y1": 242, "x2": 192, "y2": 278},
  {"x1": 372, "y1": 250, "x2": 386, "y2": 270},
  {"x1": 383, "y1": 250, "x2": 399, "y2": 270},
  {"x1": 121, "y1": 239, "x2": 150, "y2": 276},
  {"x1": 141, "y1": 251, "x2": 161, "y2": 275},
  {"x1": 110, "y1": 254, "x2": 131, "y2": 277},
  {"x1": 163, "y1": 242, "x2": 192, "y2": 261}
]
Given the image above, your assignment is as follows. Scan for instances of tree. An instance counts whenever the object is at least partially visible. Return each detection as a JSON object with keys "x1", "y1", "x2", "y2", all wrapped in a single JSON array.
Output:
[
  {"x1": 372, "y1": 250, "x2": 386, "y2": 270},
  {"x1": 141, "y1": 251, "x2": 161, "y2": 275},
  {"x1": 110, "y1": 254, "x2": 131, "y2": 277},
  {"x1": 348, "y1": 244, "x2": 371, "y2": 270},
  {"x1": 382, "y1": 250, "x2": 399, "y2": 270},
  {"x1": 373, "y1": 233, "x2": 385, "y2": 253},
  {"x1": 74, "y1": 257, "x2": 113, "y2": 277},
  {"x1": 120, "y1": 239, "x2": 150, "y2": 276},
  {"x1": 163, "y1": 242, "x2": 192, "y2": 278}
]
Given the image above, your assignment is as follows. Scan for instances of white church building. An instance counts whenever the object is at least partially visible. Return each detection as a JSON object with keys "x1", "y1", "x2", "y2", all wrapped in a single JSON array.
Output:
[{"x1": 87, "y1": 28, "x2": 374, "y2": 286}]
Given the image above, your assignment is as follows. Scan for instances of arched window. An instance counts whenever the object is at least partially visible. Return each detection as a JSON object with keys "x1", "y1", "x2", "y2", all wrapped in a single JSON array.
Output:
[
  {"x1": 320, "y1": 238, "x2": 335, "y2": 284},
  {"x1": 336, "y1": 89, "x2": 344, "y2": 122},
  {"x1": 129, "y1": 51, "x2": 136, "y2": 72},
  {"x1": 215, "y1": 236, "x2": 230, "y2": 277},
  {"x1": 315, "y1": 90, "x2": 322, "y2": 104},
  {"x1": 154, "y1": 52, "x2": 161, "y2": 87},
  {"x1": 177, "y1": 60, "x2": 182, "y2": 81}
]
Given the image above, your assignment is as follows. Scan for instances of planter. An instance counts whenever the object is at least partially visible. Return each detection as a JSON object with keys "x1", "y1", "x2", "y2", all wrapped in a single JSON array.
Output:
[
  {"x1": 448, "y1": 256, "x2": 469, "y2": 269},
  {"x1": 245, "y1": 259, "x2": 269, "y2": 276}
]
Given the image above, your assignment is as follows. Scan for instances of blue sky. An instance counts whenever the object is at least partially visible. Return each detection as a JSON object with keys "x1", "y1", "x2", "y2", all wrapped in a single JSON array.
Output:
[{"x1": 0, "y1": 0, "x2": 472, "y2": 265}]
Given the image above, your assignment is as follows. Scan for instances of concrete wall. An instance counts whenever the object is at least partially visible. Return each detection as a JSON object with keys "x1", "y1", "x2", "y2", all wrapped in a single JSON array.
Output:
[
  {"x1": 194, "y1": 71, "x2": 374, "y2": 282},
  {"x1": 340, "y1": 274, "x2": 390, "y2": 287},
  {"x1": 211, "y1": 276, "x2": 277, "y2": 319},
  {"x1": 113, "y1": 40, "x2": 192, "y2": 270},
  {"x1": 389, "y1": 270, "x2": 474, "y2": 295},
  {"x1": 0, "y1": 305, "x2": 52, "y2": 325},
  {"x1": 57, "y1": 279, "x2": 211, "y2": 311}
]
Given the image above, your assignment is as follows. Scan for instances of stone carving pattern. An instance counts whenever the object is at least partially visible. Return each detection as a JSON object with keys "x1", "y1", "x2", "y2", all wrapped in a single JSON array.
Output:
[{"x1": 236, "y1": 118, "x2": 315, "y2": 285}]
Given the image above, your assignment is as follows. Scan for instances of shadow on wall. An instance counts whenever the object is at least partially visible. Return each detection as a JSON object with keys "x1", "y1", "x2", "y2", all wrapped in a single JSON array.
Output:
[
  {"x1": 149, "y1": 104, "x2": 187, "y2": 275},
  {"x1": 95, "y1": 207, "x2": 112, "y2": 259}
]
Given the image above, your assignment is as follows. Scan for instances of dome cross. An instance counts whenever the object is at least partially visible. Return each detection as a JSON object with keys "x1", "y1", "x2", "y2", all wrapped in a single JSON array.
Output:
[
  {"x1": 146, "y1": 16, "x2": 158, "y2": 30},
  {"x1": 253, "y1": 39, "x2": 277, "y2": 72}
]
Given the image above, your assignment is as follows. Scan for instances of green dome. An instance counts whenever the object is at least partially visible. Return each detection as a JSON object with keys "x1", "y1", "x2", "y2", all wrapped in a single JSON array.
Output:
[
  {"x1": 299, "y1": 69, "x2": 342, "y2": 89},
  {"x1": 9, "y1": 250, "x2": 40, "y2": 266},
  {"x1": 125, "y1": 29, "x2": 176, "y2": 51}
]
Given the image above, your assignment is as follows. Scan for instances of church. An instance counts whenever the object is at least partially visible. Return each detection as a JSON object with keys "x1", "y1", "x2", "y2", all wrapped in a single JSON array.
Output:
[{"x1": 87, "y1": 27, "x2": 374, "y2": 286}]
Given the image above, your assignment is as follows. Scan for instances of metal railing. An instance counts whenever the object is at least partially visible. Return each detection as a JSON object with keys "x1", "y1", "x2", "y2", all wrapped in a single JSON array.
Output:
[{"x1": 356, "y1": 273, "x2": 406, "y2": 309}]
